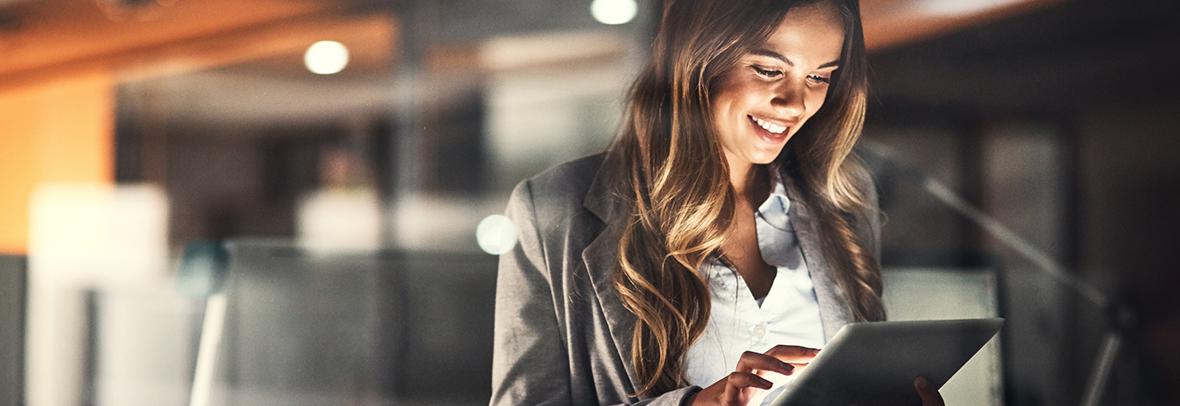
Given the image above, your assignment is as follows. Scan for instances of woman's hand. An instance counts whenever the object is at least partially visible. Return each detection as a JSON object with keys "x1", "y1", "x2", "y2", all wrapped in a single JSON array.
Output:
[
  {"x1": 913, "y1": 376, "x2": 945, "y2": 406},
  {"x1": 689, "y1": 345, "x2": 819, "y2": 406}
]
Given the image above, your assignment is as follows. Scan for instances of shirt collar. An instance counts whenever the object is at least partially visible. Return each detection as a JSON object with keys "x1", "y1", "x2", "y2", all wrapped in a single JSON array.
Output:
[{"x1": 756, "y1": 164, "x2": 792, "y2": 231}]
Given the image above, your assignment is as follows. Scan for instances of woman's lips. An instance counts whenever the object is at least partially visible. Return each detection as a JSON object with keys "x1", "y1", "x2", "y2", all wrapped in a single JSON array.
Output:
[{"x1": 748, "y1": 115, "x2": 790, "y2": 143}]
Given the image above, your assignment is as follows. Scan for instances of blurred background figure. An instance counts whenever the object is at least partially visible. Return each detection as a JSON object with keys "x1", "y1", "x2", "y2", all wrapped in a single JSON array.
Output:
[{"x1": 0, "y1": 0, "x2": 1176, "y2": 405}]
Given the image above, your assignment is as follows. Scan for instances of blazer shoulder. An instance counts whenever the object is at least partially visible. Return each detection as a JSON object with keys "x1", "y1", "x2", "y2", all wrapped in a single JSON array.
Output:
[{"x1": 516, "y1": 153, "x2": 605, "y2": 213}]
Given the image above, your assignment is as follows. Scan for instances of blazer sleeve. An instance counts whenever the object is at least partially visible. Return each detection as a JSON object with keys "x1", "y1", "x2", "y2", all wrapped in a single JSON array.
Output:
[
  {"x1": 490, "y1": 180, "x2": 701, "y2": 406},
  {"x1": 490, "y1": 179, "x2": 573, "y2": 405}
]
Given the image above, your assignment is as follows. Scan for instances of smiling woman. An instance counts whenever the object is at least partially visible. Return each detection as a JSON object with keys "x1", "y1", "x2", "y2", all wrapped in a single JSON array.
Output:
[
  {"x1": 710, "y1": 3, "x2": 845, "y2": 171},
  {"x1": 490, "y1": 0, "x2": 946, "y2": 405}
]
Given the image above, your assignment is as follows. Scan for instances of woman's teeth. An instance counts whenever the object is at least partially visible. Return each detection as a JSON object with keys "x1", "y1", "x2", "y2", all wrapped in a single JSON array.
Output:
[{"x1": 753, "y1": 116, "x2": 786, "y2": 134}]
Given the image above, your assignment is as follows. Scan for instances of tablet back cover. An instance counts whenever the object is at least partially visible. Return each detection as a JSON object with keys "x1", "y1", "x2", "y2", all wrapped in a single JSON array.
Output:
[{"x1": 771, "y1": 318, "x2": 1003, "y2": 406}]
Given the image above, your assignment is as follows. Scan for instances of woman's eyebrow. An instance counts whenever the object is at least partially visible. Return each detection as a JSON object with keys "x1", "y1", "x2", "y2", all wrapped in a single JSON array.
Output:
[
  {"x1": 751, "y1": 48, "x2": 840, "y2": 69},
  {"x1": 752, "y1": 48, "x2": 792, "y2": 65}
]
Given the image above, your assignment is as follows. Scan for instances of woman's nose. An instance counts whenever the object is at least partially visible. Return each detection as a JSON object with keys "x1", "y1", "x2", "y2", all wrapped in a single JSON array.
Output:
[{"x1": 770, "y1": 78, "x2": 806, "y2": 120}]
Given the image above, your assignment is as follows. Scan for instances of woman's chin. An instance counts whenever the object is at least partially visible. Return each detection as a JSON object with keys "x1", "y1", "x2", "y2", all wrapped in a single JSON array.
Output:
[{"x1": 748, "y1": 148, "x2": 785, "y2": 165}]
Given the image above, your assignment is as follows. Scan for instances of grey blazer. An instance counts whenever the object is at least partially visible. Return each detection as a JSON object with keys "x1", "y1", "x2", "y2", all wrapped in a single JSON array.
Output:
[{"x1": 490, "y1": 153, "x2": 881, "y2": 405}]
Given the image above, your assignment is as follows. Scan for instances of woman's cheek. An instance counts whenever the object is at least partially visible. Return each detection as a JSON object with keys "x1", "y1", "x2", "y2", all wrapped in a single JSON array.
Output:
[{"x1": 807, "y1": 92, "x2": 827, "y2": 116}]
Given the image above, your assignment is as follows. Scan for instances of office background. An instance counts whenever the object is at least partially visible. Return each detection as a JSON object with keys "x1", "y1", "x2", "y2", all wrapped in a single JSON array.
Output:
[{"x1": 0, "y1": 0, "x2": 1178, "y2": 404}]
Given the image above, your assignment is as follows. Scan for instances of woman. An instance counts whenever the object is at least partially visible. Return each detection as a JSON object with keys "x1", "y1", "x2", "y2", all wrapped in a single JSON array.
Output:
[{"x1": 491, "y1": 0, "x2": 944, "y2": 404}]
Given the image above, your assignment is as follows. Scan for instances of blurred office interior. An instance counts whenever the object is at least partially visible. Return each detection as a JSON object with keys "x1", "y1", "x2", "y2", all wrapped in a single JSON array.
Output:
[{"x1": 0, "y1": 0, "x2": 1177, "y2": 404}]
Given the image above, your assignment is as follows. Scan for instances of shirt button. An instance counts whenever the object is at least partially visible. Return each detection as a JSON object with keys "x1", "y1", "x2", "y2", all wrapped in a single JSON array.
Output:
[{"x1": 752, "y1": 323, "x2": 767, "y2": 339}]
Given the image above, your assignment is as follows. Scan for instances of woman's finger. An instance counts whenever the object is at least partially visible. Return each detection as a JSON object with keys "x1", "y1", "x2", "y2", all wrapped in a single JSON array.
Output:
[
  {"x1": 764, "y1": 345, "x2": 821, "y2": 363},
  {"x1": 728, "y1": 372, "x2": 774, "y2": 390},
  {"x1": 914, "y1": 377, "x2": 945, "y2": 406},
  {"x1": 720, "y1": 372, "x2": 774, "y2": 405},
  {"x1": 735, "y1": 351, "x2": 794, "y2": 376}
]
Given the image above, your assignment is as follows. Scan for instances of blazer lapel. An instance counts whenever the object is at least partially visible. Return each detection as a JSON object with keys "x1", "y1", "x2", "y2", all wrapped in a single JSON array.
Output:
[
  {"x1": 781, "y1": 170, "x2": 853, "y2": 342},
  {"x1": 581, "y1": 156, "x2": 641, "y2": 393}
]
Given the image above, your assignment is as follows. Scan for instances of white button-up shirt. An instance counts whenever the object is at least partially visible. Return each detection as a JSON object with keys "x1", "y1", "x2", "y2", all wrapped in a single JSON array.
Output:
[{"x1": 684, "y1": 169, "x2": 825, "y2": 404}]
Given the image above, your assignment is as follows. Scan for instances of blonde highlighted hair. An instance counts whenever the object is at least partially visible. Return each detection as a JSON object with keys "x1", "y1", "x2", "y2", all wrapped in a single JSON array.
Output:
[{"x1": 607, "y1": 0, "x2": 883, "y2": 396}]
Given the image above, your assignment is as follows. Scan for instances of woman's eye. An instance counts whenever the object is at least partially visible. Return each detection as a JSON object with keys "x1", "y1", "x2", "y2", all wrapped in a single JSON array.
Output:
[
  {"x1": 807, "y1": 74, "x2": 831, "y2": 85},
  {"x1": 752, "y1": 66, "x2": 783, "y2": 79}
]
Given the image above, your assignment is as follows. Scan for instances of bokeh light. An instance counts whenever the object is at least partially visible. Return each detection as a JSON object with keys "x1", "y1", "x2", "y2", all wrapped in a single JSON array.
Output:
[
  {"x1": 590, "y1": 0, "x2": 638, "y2": 25},
  {"x1": 476, "y1": 214, "x2": 518, "y2": 255},
  {"x1": 303, "y1": 40, "x2": 350, "y2": 75}
]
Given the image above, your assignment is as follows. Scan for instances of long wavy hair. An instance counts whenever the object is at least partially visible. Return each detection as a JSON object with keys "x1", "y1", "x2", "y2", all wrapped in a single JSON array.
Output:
[{"x1": 607, "y1": 0, "x2": 884, "y2": 396}]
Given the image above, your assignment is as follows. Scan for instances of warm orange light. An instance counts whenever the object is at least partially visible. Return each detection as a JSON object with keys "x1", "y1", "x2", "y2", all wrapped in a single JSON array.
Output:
[{"x1": 0, "y1": 70, "x2": 114, "y2": 255}]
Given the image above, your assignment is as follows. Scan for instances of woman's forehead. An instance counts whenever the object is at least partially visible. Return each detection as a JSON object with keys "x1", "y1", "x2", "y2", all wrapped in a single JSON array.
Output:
[{"x1": 759, "y1": 3, "x2": 845, "y2": 67}]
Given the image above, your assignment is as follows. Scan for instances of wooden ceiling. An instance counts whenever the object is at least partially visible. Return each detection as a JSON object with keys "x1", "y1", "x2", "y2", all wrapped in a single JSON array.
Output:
[
  {"x1": 861, "y1": 0, "x2": 1062, "y2": 50},
  {"x1": 0, "y1": 0, "x2": 1062, "y2": 82},
  {"x1": 0, "y1": 0, "x2": 1081, "y2": 123},
  {"x1": 0, "y1": 0, "x2": 381, "y2": 87}
]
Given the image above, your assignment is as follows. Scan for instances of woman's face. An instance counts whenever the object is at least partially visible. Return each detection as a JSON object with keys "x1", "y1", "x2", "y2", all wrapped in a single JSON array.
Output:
[{"x1": 710, "y1": 2, "x2": 845, "y2": 168}]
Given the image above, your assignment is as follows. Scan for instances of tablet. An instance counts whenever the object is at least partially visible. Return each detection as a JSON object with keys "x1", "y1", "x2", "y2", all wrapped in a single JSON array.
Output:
[{"x1": 769, "y1": 318, "x2": 1004, "y2": 406}]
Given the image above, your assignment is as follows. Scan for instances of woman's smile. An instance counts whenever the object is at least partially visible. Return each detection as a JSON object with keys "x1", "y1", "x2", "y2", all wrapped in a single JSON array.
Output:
[{"x1": 748, "y1": 114, "x2": 792, "y2": 144}]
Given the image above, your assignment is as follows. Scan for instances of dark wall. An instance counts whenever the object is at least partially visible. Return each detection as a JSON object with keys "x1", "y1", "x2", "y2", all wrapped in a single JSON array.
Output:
[
  {"x1": 0, "y1": 255, "x2": 25, "y2": 406},
  {"x1": 867, "y1": 1, "x2": 1180, "y2": 404},
  {"x1": 1076, "y1": 100, "x2": 1180, "y2": 403}
]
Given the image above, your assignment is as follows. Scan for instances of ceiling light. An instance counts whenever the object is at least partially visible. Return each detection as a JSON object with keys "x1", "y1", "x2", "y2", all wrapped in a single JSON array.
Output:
[
  {"x1": 304, "y1": 40, "x2": 350, "y2": 75},
  {"x1": 590, "y1": 0, "x2": 638, "y2": 25}
]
